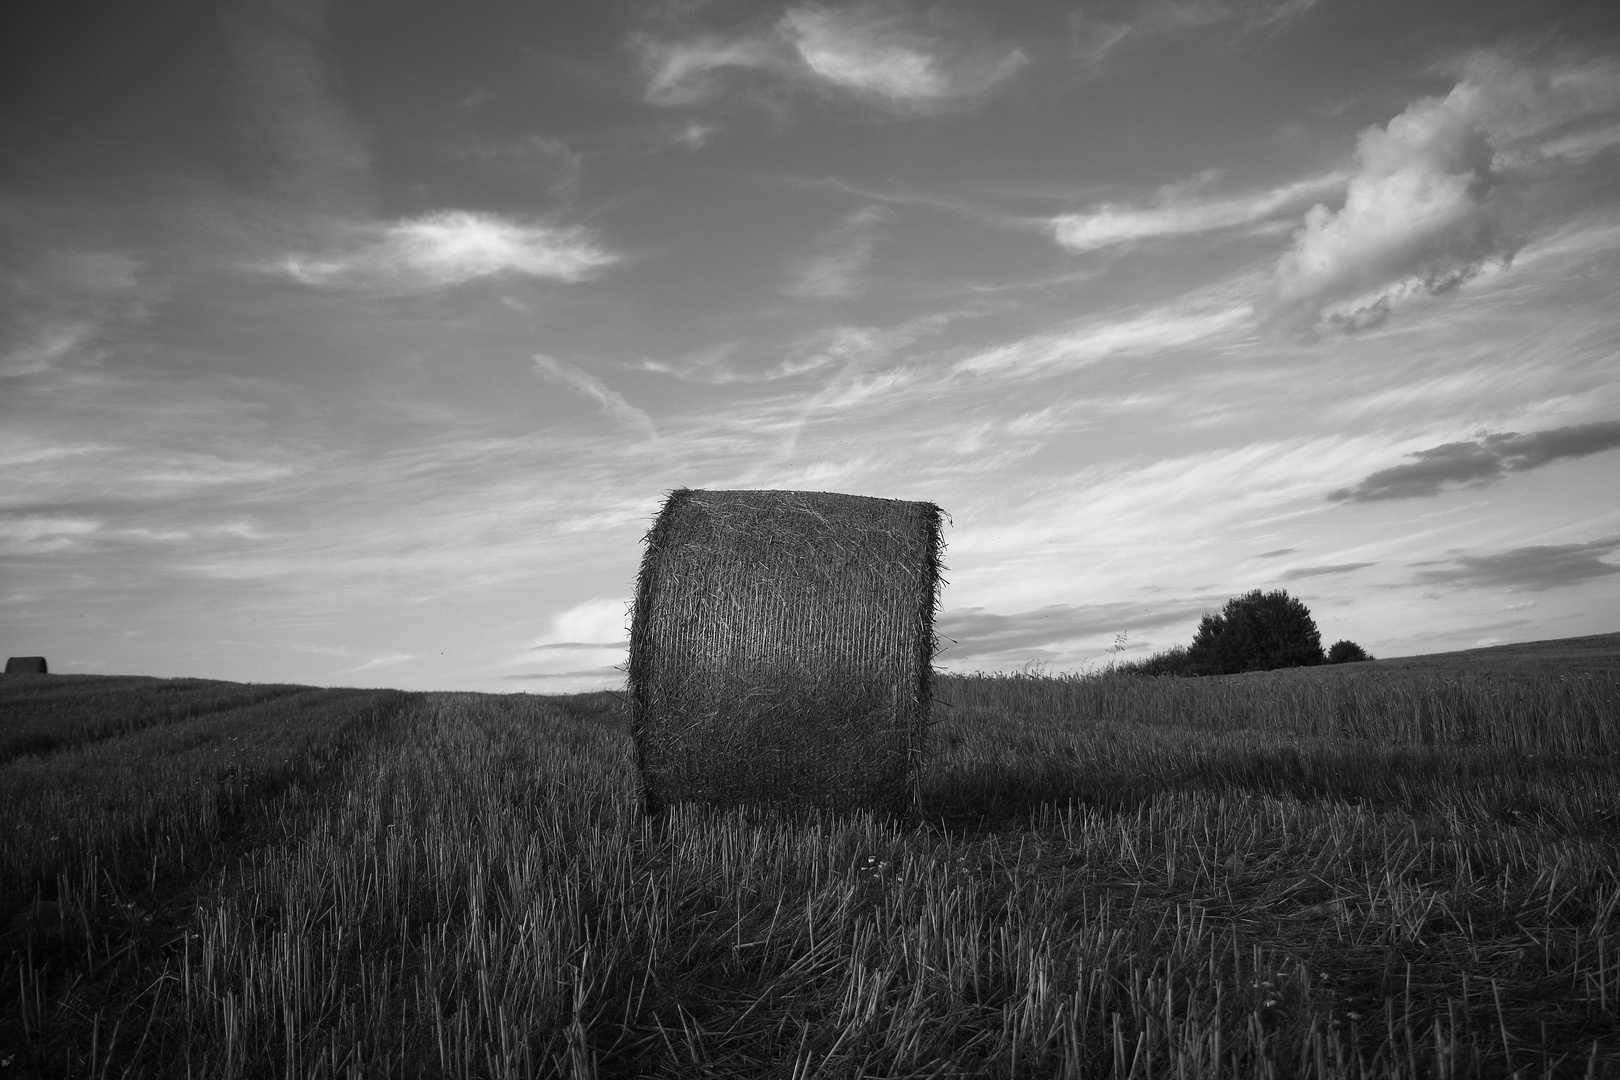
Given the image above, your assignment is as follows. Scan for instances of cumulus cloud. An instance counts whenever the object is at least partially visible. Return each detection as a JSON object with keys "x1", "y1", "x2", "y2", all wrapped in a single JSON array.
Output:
[
  {"x1": 506, "y1": 597, "x2": 629, "y2": 689},
  {"x1": 785, "y1": 205, "x2": 893, "y2": 298},
  {"x1": 1052, "y1": 172, "x2": 1343, "y2": 253},
  {"x1": 1272, "y1": 51, "x2": 1620, "y2": 330},
  {"x1": 531, "y1": 596, "x2": 630, "y2": 647},
  {"x1": 279, "y1": 211, "x2": 618, "y2": 292},
  {"x1": 638, "y1": 4, "x2": 1025, "y2": 112},
  {"x1": 533, "y1": 355, "x2": 658, "y2": 439},
  {"x1": 1328, "y1": 418, "x2": 1620, "y2": 502},
  {"x1": 1410, "y1": 536, "x2": 1620, "y2": 593}
]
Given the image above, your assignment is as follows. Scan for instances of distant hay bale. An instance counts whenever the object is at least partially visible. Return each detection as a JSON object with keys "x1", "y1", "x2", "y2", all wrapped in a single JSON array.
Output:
[
  {"x1": 5, "y1": 656, "x2": 48, "y2": 674},
  {"x1": 628, "y1": 488, "x2": 945, "y2": 818}
]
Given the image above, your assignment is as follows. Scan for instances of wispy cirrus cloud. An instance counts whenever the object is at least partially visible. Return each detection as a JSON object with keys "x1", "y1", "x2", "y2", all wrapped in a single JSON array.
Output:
[
  {"x1": 1410, "y1": 536, "x2": 1620, "y2": 593},
  {"x1": 639, "y1": 340, "x2": 834, "y2": 384},
  {"x1": 1, "y1": 249, "x2": 152, "y2": 377},
  {"x1": 227, "y1": 0, "x2": 372, "y2": 210},
  {"x1": 533, "y1": 354, "x2": 658, "y2": 439},
  {"x1": 1280, "y1": 561, "x2": 1375, "y2": 580},
  {"x1": 341, "y1": 653, "x2": 416, "y2": 674},
  {"x1": 785, "y1": 205, "x2": 893, "y2": 298},
  {"x1": 1070, "y1": 0, "x2": 1320, "y2": 70},
  {"x1": 1328, "y1": 419, "x2": 1620, "y2": 502},
  {"x1": 641, "y1": 310, "x2": 959, "y2": 386},
  {"x1": 277, "y1": 211, "x2": 619, "y2": 292},
  {"x1": 781, "y1": 6, "x2": 1025, "y2": 107},
  {"x1": 1051, "y1": 172, "x2": 1344, "y2": 253},
  {"x1": 639, "y1": 33, "x2": 781, "y2": 106},
  {"x1": 953, "y1": 301, "x2": 1251, "y2": 379},
  {"x1": 1272, "y1": 50, "x2": 1620, "y2": 331},
  {"x1": 638, "y1": 4, "x2": 1026, "y2": 113},
  {"x1": 0, "y1": 515, "x2": 103, "y2": 556},
  {"x1": 938, "y1": 597, "x2": 1220, "y2": 664}
]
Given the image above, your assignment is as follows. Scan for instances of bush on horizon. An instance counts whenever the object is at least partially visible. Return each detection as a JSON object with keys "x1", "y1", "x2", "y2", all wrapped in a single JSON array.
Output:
[
  {"x1": 1328, "y1": 639, "x2": 1373, "y2": 664},
  {"x1": 1116, "y1": 589, "x2": 1332, "y2": 677}
]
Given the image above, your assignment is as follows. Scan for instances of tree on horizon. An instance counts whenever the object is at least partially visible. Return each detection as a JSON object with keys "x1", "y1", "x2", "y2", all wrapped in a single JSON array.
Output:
[{"x1": 1188, "y1": 589, "x2": 1326, "y2": 675}]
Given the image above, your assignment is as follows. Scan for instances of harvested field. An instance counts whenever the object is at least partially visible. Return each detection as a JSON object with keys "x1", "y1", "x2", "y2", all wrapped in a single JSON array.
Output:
[{"x1": 1, "y1": 638, "x2": 1618, "y2": 1077}]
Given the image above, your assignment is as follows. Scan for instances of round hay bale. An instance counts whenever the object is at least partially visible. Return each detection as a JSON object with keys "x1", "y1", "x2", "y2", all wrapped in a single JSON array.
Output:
[
  {"x1": 4, "y1": 656, "x2": 47, "y2": 675},
  {"x1": 629, "y1": 488, "x2": 945, "y2": 819}
]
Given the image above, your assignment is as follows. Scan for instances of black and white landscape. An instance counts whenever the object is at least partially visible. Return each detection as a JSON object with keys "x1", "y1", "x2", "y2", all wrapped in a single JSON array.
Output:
[{"x1": 3, "y1": 1, "x2": 1618, "y2": 691}]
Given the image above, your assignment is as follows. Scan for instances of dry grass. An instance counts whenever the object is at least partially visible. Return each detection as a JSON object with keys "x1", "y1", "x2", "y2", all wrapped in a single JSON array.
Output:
[
  {"x1": 0, "y1": 676, "x2": 311, "y2": 763},
  {"x1": 1, "y1": 659, "x2": 1617, "y2": 1077},
  {"x1": 937, "y1": 667, "x2": 1620, "y2": 755}
]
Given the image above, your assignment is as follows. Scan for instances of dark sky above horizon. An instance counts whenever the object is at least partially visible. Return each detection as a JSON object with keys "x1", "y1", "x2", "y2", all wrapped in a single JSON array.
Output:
[{"x1": 3, "y1": 0, "x2": 1619, "y2": 690}]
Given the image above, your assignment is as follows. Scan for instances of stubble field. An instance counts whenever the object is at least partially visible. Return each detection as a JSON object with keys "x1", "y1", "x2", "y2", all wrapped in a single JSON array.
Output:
[{"x1": 2, "y1": 633, "x2": 1619, "y2": 1078}]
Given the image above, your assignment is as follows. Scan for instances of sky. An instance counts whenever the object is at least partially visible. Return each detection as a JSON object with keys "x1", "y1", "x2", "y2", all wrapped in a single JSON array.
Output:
[{"x1": 2, "y1": 0, "x2": 1618, "y2": 692}]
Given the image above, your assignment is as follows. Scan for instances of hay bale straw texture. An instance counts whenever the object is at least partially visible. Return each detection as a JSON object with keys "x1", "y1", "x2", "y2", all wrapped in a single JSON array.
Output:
[
  {"x1": 5, "y1": 656, "x2": 48, "y2": 674},
  {"x1": 629, "y1": 488, "x2": 945, "y2": 818}
]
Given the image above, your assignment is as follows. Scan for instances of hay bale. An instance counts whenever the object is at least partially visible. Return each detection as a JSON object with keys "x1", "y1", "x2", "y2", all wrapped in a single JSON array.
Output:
[
  {"x1": 628, "y1": 488, "x2": 945, "y2": 818},
  {"x1": 4, "y1": 656, "x2": 47, "y2": 674}
]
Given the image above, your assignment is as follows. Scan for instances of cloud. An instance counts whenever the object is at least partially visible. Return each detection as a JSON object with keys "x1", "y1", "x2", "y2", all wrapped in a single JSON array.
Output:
[
  {"x1": 638, "y1": 4, "x2": 1025, "y2": 113},
  {"x1": 448, "y1": 135, "x2": 583, "y2": 198},
  {"x1": 0, "y1": 515, "x2": 103, "y2": 556},
  {"x1": 1410, "y1": 537, "x2": 1620, "y2": 593},
  {"x1": 954, "y1": 302, "x2": 1250, "y2": 378},
  {"x1": 640, "y1": 340, "x2": 831, "y2": 384},
  {"x1": 501, "y1": 598, "x2": 629, "y2": 691},
  {"x1": 642, "y1": 310, "x2": 955, "y2": 384},
  {"x1": 1328, "y1": 419, "x2": 1620, "y2": 502},
  {"x1": 1, "y1": 323, "x2": 97, "y2": 378},
  {"x1": 533, "y1": 596, "x2": 631, "y2": 646},
  {"x1": 0, "y1": 249, "x2": 152, "y2": 377},
  {"x1": 1069, "y1": 0, "x2": 1319, "y2": 70},
  {"x1": 640, "y1": 33, "x2": 782, "y2": 106},
  {"x1": 533, "y1": 355, "x2": 658, "y2": 438},
  {"x1": 780, "y1": 6, "x2": 1024, "y2": 107},
  {"x1": 937, "y1": 598, "x2": 1217, "y2": 663},
  {"x1": 1279, "y1": 561, "x2": 1375, "y2": 580},
  {"x1": 341, "y1": 653, "x2": 415, "y2": 674},
  {"x1": 785, "y1": 205, "x2": 893, "y2": 298},
  {"x1": 674, "y1": 120, "x2": 720, "y2": 150},
  {"x1": 278, "y1": 211, "x2": 618, "y2": 292},
  {"x1": 227, "y1": 0, "x2": 372, "y2": 209},
  {"x1": 1254, "y1": 548, "x2": 1297, "y2": 558},
  {"x1": 1272, "y1": 51, "x2": 1620, "y2": 330},
  {"x1": 501, "y1": 669, "x2": 622, "y2": 681},
  {"x1": 1051, "y1": 172, "x2": 1343, "y2": 253}
]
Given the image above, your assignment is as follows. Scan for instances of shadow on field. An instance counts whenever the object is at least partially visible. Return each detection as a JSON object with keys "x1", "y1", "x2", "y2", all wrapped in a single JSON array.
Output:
[
  {"x1": 548, "y1": 689, "x2": 631, "y2": 725},
  {"x1": 918, "y1": 744, "x2": 1619, "y2": 838}
]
